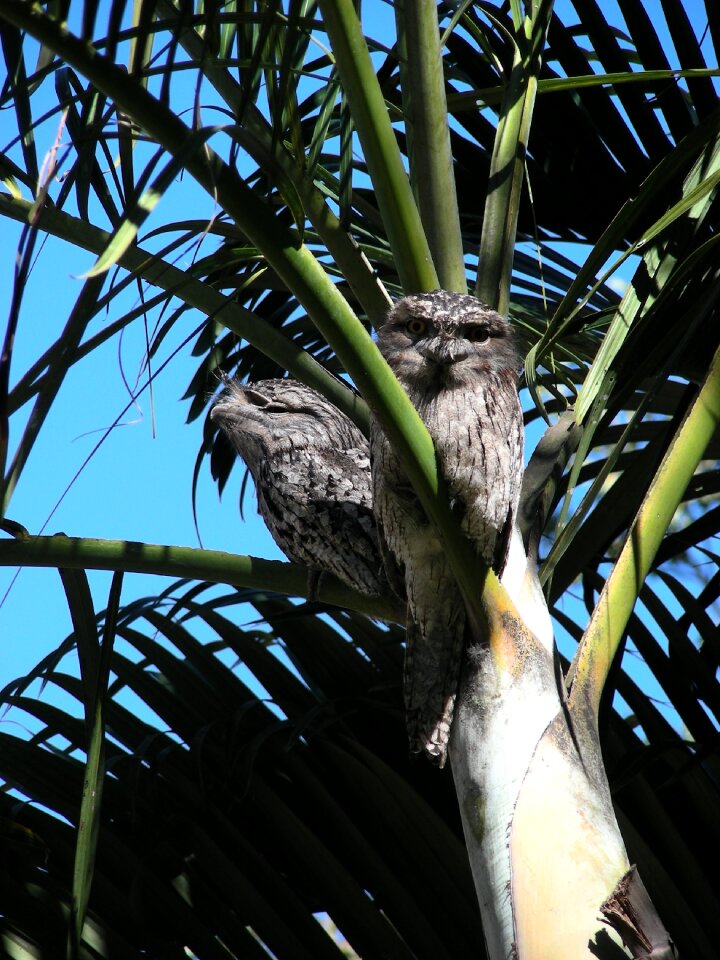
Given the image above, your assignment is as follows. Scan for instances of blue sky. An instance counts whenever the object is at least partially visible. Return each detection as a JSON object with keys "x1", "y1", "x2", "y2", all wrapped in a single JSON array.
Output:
[{"x1": 0, "y1": 230, "x2": 284, "y2": 677}]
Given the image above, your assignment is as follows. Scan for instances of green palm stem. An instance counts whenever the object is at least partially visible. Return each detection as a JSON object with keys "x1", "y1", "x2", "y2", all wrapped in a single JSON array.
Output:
[
  {"x1": 395, "y1": 0, "x2": 466, "y2": 292},
  {"x1": 447, "y1": 67, "x2": 720, "y2": 111},
  {"x1": 476, "y1": 2, "x2": 553, "y2": 313},
  {"x1": 567, "y1": 338, "x2": 720, "y2": 721},
  {"x1": 476, "y1": 59, "x2": 532, "y2": 312},
  {"x1": 0, "y1": 535, "x2": 404, "y2": 623},
  {"x1": 316, "y1": 0, "x2": 439, "y2": 294}
]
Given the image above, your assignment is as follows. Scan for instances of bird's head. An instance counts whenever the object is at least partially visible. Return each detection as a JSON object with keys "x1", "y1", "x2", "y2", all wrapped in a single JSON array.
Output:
[
  {"x1": 211, "y1": 379, "x2": 362, "y2": 470},
  {"x1": 376, "y1": 290, "x2": 520, "y2": 390}
]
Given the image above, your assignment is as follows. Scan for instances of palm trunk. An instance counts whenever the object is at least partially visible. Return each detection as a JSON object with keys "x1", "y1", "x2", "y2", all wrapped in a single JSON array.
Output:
[{"x1": 449, "y1": 565, "x2": 674, "y2": 959}]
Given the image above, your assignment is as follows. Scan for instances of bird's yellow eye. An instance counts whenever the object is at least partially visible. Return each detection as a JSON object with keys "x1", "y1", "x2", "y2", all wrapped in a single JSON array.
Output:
[
  {"x1": 466, "y1": 325, "x2": 489, "y2": 343},
  {"x1": 406, "y1": 317, "x2": 427, "y2": 336}
]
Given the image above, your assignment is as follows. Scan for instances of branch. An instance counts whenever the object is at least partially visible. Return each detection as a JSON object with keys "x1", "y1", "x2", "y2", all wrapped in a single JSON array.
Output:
[{"x1": 0, "y1": 535, "x2": 403, "y2": 622}]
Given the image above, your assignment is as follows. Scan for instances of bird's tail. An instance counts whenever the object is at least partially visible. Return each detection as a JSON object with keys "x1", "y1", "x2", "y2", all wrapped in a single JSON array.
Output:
[{"x1": 403, "y1": 618, "x2": 463, "y2": 769}]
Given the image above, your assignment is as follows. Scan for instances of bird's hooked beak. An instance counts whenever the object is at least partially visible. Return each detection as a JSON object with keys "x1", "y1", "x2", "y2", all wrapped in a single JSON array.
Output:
[{"x1": 417, "y1": 336, "x2": 470, "y2": 366}]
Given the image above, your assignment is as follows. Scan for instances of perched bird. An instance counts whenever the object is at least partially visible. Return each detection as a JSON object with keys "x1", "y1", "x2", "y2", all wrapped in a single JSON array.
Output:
[
  {"x1": 371, "y1": 290, "x2": 524, "y2": 766},
  {"x1": 211, "y1": 378, "x2": 385, "y2": 598}
]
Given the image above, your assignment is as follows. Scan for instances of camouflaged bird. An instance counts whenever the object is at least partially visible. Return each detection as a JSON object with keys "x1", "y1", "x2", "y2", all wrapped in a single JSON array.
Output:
[
  {"x1": 211, "y1": 378, "x2": 385, "y2": 598},
  {"x1": 371, "y1": 291, "x2": 524, "y2": 766}
]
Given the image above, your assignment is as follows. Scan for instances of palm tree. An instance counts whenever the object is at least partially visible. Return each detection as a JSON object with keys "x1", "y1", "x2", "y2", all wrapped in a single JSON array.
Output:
[{"x1": 0, "y1": 1, "x2": 718, "y2": 957}]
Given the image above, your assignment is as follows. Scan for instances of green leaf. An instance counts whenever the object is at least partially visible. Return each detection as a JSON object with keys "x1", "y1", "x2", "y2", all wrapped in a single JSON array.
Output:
[
  {"x1": 569, "y1": 338, "x2": 720, "y2": 719},
  {"x1": 83, "y1": 131, "x2": 218, "y2": 278},
  {"x1": 69, "y1": 571, "x2": 123, "y2": 959}
]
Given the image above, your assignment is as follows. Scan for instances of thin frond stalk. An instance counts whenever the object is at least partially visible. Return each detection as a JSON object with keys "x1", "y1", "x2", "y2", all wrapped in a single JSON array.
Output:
[
  {"x1": 395, "y1": 0, "x2": 465, "y2": 292},
  {"x1": 476, "y1": 2, "x2": 553, "y2": 313},
  {"x1": 0, "y1": 534, "x2": 402, "y2": 622},
  {"x1": 316, "y1": 0, "x2": 439, "y2": 293},
  {"x1": 2, "y1": 274, "x2": 105, "y2": 514}
]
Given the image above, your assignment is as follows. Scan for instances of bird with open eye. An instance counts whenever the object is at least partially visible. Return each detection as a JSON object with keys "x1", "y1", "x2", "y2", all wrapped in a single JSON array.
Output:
[
  {"x1": 370, "y1": 290, "x2": 524, "y2": 766},
  {"x1": 211, "y1": 378, "x2": 386, "y2": 599}
]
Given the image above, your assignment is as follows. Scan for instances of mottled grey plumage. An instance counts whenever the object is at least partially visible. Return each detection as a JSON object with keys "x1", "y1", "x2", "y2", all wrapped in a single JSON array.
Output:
[
  {"x1": 371, "y1": 290, "x2": 524, "y2": 766},
  {"x1": 211, "y1": 378, "x2": 384, "y2": 597}
]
